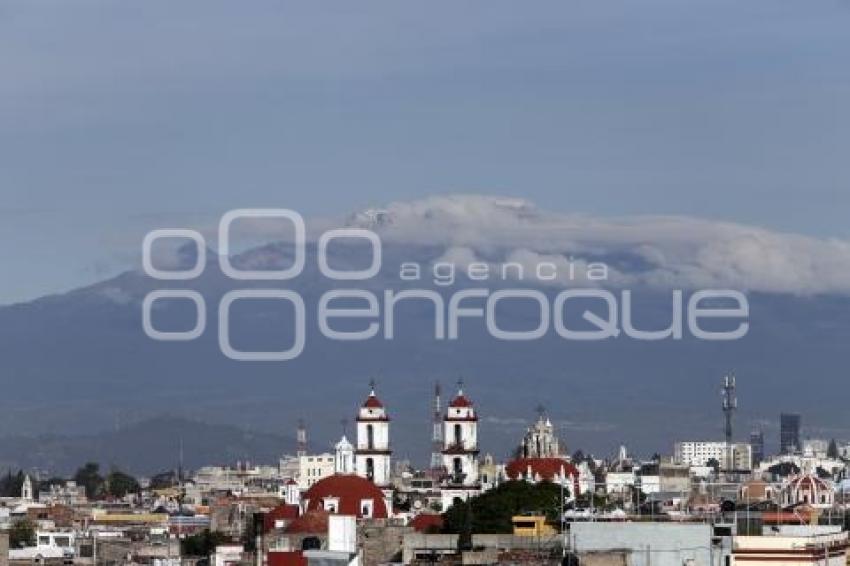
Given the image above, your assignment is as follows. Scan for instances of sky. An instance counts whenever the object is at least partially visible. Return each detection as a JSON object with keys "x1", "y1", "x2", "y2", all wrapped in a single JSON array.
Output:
[{"x1": 1, "y1": 0, "x2": 850, "y2": 304}]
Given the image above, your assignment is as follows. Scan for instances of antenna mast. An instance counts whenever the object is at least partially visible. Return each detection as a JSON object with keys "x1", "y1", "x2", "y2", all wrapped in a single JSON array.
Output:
[
  {"x1": 430, "y1": 381, "x2": 444, "y2": 474},
  {"x1": 297, "y1": 419, "x2": 307, "y2": 458},
  {"x1": 721, "y1": 372, "x2": 737, "y2": 471}
]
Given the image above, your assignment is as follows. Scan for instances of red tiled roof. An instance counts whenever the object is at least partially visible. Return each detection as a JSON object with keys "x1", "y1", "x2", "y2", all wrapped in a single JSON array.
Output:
[
  {"x1": 284, "y1": 509, "x2": 330, "y2": 534},
  {"x1": 304, "y1": 474, "x2": 388, "y2": 519},
  {"x1": 410, "y1": 513, "x2": 443, "y2": 533},
  {"x1": 363, "y1": 395, "x2": 384, "y2": 408},
  {"x1": 264, "y1": 504, "x2": 300, "y2": 533},
  {"x1": 267, "y1": 550, "x2": 307, "y2": 566}
]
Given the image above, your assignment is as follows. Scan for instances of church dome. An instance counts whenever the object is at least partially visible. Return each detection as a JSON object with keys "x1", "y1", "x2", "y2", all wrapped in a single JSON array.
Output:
[
  {"x1": 363, "y1": 394, "x2": 384, "y2": 409},
  {"x1": 449, "y1": 394, "x2": 473, "y2": 408},
  {"x1": 303, "y1": 474, "x2": 389, "y2": 519}
]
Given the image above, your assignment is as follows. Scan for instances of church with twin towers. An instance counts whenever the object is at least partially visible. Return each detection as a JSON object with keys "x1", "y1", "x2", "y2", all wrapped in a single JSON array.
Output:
[{"x1": 304, "y1": 379, "x2": 483, "y2": 510}]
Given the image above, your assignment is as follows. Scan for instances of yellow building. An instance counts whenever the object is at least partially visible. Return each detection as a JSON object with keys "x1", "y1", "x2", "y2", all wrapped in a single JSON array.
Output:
[{"x1": 511, "y1": 515, "x2": 556, "y2": 537}]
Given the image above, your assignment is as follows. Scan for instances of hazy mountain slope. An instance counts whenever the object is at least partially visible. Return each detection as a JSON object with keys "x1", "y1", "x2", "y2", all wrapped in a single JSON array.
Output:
[
  {"x1": 0, "y1": 416, "x2": 293, "y2": 476},
  {"x1": 1, "y1": 197, "x2": 850, "y2": 467}
]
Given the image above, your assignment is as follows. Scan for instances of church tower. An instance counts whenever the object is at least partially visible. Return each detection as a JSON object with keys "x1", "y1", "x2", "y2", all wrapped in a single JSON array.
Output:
[
  {"x1": 355, "y1": 382, "x2": 392, "y2": 487},
  {"x1": 441, "y1": 381, "x2": 481, "y2": 510},
  {"x1": 521, "y1": 406, "x2": 563, "y2": 458},
  {"x1": 22, "y1": 474, "x2": 33, "y2": 501}
]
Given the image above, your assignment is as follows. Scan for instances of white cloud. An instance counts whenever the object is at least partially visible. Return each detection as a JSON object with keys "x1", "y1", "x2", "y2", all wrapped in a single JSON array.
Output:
[{"x1": 348, "y1": 194, "x2": 850, "y2": 295}]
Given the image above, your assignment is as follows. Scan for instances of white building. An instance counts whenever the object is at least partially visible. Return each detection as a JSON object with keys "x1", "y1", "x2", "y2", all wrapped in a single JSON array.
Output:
[
  {"x1": 38, "y1": 481, "x2": 87, "y2": 506},
  {"x1": 9, "y1": 531, "x2": 76, "y2": 562},
  {"x1": 802, "y1": 439, "x2": 829, "y2": 459},
  {"x1": 674, "y1": 441, "x2": 752, "y2": 470},
  {"x1": 194, "y1": 464, "x2": 282, "y2": 494},
  {"x1": 605, "y1": 471, "x2": 636, "y2": 496},
  {"x1": 732, "y1": 531, "x2": 847, "y2": 566},
  {"x1": 298, "y1": 453, "x2": 336, "y2": 489},
  {"x1": 355, "y1": 385, "x2": 392, "y2": 487}
]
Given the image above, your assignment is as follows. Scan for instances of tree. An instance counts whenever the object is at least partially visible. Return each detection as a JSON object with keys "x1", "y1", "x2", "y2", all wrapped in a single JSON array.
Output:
[
  {"x1": 9, "y1": 519, "x2": 36, "y2": 548},
  {"x1": 150, "y1": 470, "x2": 179, "y2": 490},
  {"x1": 828, "y1": 439, "x2": 840, "y2": 459},
  {"x1": 73, "y1": 462, "x2": 104, "y2": 498},
  {"x1": 0, "y1": 470, "x2": 25, "y2": 498},
  {"x1": 442, "y1": 481, "x2": 567, "y2": 535},
  {"x1": 106, "y1": 469, "x2": 140, "y2": 498},
  {"x1": 767, "y1": 462, "x2": 799, "y2": 477},
  {"x1": 181, "y1": 530, "x2": 230, "y2": 557}
]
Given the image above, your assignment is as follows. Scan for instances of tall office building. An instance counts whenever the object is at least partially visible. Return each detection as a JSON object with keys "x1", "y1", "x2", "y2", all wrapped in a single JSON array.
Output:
[
  {"x1": 780, "y1": 413, "x2": 801, "y2": 455},
  {"x1": 750, "y1": 429, "x2": 764, "y2": 467}
]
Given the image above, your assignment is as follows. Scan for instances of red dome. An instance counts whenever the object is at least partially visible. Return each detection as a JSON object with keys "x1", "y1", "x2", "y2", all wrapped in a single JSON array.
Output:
[
  {"x1": 789, "y1": 474, "x2": 829, "y2": 491},
  {"x1": 449, "y1": 394, "x2": 472, "y2": 408},
  {"x1": 304, "y1": 474, "x2": 389, "y2": 519},
  {"x1": 363, "y1": 395, "x2": 384, "y2": 409}
]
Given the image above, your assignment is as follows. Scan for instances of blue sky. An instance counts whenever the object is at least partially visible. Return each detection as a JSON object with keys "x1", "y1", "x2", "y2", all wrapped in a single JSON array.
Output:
[{"x1": 1, "y1": 0, "x2": 849, "y2": 304}]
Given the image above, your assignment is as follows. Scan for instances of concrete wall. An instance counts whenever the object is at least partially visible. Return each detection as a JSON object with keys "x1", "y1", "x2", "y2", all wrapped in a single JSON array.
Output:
[
  {"x1": 571, "y1": 523, "x2": 714, "y2": 566},
  {"x1": 0, "y1": 532, "x2": 8, "y2": 566},
  {"x1": 472, "y1": 534, "x2": 563, "y2": 550},
  {"x1": 360, "y1": 524, "x2": 410, "y2": 565},
  {"x1": 402, "y1": 533, "x2": 458, "y2": 564}
]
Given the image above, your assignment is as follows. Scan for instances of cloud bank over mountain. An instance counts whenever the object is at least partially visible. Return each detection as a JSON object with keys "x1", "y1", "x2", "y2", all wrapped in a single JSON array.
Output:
[{"x1": 338, "y1": 194, "x2": 850, "y2": 296}]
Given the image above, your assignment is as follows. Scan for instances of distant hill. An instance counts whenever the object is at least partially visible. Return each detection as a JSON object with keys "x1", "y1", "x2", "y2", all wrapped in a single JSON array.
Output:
[{"x1": 0, "y1": 416, "x2": 294, "y2": 476}]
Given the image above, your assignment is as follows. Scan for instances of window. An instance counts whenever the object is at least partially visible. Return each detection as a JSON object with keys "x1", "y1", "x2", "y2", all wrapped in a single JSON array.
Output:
[
  {"x1": 367, "y1": 425, "x2": 374, "y2": 449},
  {"x1": 361, "y1": 499, "x2": 374, "y2": 518},
  {"x1": 366, "y1": 458, "x2": 374, "y2": 480},
  {"x1": 454, "y1": 424, "x2": 462, "y2": 445}
]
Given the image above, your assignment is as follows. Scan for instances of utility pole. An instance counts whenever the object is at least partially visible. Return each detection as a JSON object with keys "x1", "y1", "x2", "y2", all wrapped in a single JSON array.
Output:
[{"x1": 561, "y1": 476, "x2": 566, "y2": 558}]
